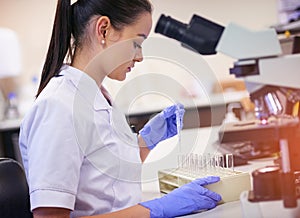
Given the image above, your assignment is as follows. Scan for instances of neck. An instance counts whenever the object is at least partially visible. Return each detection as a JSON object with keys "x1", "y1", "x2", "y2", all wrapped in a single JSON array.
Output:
[
  {"x1": 71, "y1": 45, "x2": 93, "y2": 70},
  {"x1": 72, "y1": 46, "x2": 106, "y2": 87}
]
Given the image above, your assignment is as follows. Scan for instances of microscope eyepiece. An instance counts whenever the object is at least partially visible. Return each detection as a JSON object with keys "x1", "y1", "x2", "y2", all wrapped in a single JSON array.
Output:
[
  {"x1": 155, "y1": 14, "x2": 224, "y2": 55},
  {"x1": 155, "y1": 15, "x2": 188, "y2": 42}
]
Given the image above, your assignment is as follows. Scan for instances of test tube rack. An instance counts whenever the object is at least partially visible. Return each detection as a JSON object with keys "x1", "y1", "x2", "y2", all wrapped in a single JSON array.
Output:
[{"x1": 158, "y1": 154, "x2": 251, "y2": 203}]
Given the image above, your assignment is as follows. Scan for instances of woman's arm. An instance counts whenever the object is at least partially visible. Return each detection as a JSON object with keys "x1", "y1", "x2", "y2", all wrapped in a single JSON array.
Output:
[
  {"x1": 82, "y1": 205, "x2": 150, "y2": 218},
  {"x1": 33, "y1": 177, "x2": 222, "y2": 218},
  {"x1": 138, "y1": 134, "x2": 151, "y2": 162},
  {"x1": 33, "y1": 208, "x2": 71, "y2": 218},
  {"x1": 33, "y1": 205, "x2": 150, "y2": 218}
]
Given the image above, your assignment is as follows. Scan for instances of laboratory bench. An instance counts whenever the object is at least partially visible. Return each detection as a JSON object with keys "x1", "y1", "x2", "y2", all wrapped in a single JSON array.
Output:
[
  {"x1": 1, "y1": 114, "x2": 298, "y2": 216},
  {"x1": 127, "y1": 91, "x2": 249, "y2": 132},
  {"x1": 0, "y1": 117, "x2": 23, "y2": 162},
  {"x1": 141, "y1": 159, "x2": 278, "y2": 218},
  {"x1": 0, "y1": 91, "x2": 248, "y2": 162},
  {"x1": 141, "y1": 127, "x2": 300, "y2": 218}
]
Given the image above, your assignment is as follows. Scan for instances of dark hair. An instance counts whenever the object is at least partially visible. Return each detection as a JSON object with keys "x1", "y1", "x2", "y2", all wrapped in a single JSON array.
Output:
[{"x1": 36, "y1": 0, "x2": 152, "y2": 97}]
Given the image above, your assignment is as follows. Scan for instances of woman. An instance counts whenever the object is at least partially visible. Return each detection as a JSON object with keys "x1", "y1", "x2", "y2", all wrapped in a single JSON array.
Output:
[{"x1": 19, "y1": 0, "x2": 222, "y2": 217}]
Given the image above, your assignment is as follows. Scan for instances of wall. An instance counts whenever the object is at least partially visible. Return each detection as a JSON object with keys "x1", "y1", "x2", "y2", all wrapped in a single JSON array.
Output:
[
  {"x1": 0, "y1": 0, "x2": 56, "y2": 91},
  {"x1": 0, "y1": 0, "x2": 278, "y2": 97}
]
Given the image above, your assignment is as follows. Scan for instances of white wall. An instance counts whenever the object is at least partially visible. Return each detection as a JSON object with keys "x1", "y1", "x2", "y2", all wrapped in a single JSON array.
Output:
[
  {"x1": 0, "y1": 0, "x2": 56, "y2": 85},
  {"x1": 151, "y1": 0, "x2": 278, "y2": 29},
  {"x1": 0, "y1": 0, "x2": 278, "y2": 94}
]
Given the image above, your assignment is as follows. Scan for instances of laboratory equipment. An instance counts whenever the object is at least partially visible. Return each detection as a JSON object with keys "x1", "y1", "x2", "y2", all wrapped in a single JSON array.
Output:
[
  {"x1": 155, "y1": 14, "x2": 224, "y2": 55},
  {"x1": 155, "y1": 13, "x2": 300, "y2": 214},
  {"x1": 5, "y1": 92, "x2": 20, "y2": 119},
  {"x1": 158, "y1": 153, "x2": 251, "y2": 204},
  {"x1": 0, "y1": 28, "x2": 21, "y2": 78},
  {"x1": 222, "y1": 103, "x2": 241, "y2": 124},
  {"x1": 0, "y1": 28, "x2": 22, "y2": 120}
]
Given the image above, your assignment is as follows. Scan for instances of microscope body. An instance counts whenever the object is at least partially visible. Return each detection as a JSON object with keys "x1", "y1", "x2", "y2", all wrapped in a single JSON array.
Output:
[
  {"x1": 217, "y1": 25, "x2": 300, "y2": 211},
  {"x1": 155, "y1": 14, "x2": 300, "y2": 213},
  {"x1": 217, "y1": 23, "x2": 300, "y2": 215}
]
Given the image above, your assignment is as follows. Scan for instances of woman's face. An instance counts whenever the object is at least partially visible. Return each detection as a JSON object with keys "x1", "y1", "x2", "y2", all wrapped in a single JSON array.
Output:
[{"x1": 106, "y1": 12, "x2": 152, "y2": 81}]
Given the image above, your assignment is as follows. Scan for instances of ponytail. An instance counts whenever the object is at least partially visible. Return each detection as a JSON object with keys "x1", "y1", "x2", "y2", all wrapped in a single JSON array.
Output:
[
  {"x1": 36, "y1": 0, "x2": 72, "y2": 98},
  {"x1": 36, "y1": 0, "x2": 152, "y2": 98}
]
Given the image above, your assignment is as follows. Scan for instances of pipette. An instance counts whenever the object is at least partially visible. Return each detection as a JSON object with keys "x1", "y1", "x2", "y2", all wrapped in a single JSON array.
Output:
[{"x1": 176, "y1": 104, "x2": 182, "y2": 153}]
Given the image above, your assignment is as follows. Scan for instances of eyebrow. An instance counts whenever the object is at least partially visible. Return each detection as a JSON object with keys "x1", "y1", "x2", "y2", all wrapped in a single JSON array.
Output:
[{"x1": 137, "y1": 34, "x2": 147, "y2": 39}]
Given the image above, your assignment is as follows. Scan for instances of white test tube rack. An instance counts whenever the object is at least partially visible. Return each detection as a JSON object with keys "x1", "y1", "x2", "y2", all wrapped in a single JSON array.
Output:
[{"x1": 158, "y1": 153, "x2": 251, "y2": 204}]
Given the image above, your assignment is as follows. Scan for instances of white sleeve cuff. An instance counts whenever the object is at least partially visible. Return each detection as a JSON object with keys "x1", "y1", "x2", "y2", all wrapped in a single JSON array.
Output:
[{"x1": 30, "y1": 189, "x2": 76, "y2": 211}]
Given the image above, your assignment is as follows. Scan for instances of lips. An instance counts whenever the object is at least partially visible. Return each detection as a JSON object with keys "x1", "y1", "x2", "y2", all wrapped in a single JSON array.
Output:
[{"x1": 128, "y1": 64, "x2": 135, "y2": 72}]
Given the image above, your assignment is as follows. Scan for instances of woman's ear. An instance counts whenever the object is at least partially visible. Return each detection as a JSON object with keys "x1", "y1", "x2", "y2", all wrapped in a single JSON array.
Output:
[{"x1": 95, "y1": 16, "x2": 111, "y2": 44}]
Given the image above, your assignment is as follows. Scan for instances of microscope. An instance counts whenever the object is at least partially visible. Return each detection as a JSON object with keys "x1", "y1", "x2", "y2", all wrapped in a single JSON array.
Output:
[{"x1": 155, "y1": 14, "x2": 300, "y2": 215}]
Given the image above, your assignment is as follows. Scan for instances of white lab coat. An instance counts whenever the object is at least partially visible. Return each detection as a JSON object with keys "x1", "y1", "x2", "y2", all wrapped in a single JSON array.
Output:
[{"x1": 19, "y1": 65, "x2": 142, "y2": 217}]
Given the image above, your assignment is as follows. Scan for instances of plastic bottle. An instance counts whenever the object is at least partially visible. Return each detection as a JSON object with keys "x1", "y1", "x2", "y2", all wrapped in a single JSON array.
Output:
[{"x1": 5, "y1": 92, "x2": 20, "y2": 119}]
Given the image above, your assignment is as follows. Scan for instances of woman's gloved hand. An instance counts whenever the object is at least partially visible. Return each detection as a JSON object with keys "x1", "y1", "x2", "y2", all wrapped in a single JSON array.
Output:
[
  {"x1": 139, "y1": 103, "x2": 185, "y2": 150},
  {"x1": 139, "y1": 176, "x2": 222, "y2": 218}
]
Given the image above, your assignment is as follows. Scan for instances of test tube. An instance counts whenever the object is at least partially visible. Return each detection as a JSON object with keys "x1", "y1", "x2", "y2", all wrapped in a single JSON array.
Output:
[
  {"x1": 215, "y1": 154, "x2": 225, "y2": 175},
  {"x1": 192, "y1": 153, "x2": 198, "y2": 176},
  {"x1": 190, "y1": 154, "x2": 195, "y2": 176},
  {"x1": 203, "y1": 154, "x2": 209, "y2": 175},
  {"x1": 207, "y1": 153, "x2": 212, "y2": 173},
  {"x1": 188, "y1": 153, "x2": 194, "y2": 176},
  {"x1": 210, "y1": 155, "x2": 217, "y2": 174},
  {"x1": 183, "y1": 154, "x2": 188, "y2": 169},
  {"x1": 195, "y1": 154, "x2": 201, "y2": 175},
  {"x1": 225, "y1": 153, "x2": 234, "y2": 171},
  {"x1": 217, "y1": 154, "x2": 224, "y2": 168},
  {"x1": 177, "y1": 154, "x2": 183, "y2": 169},
  {"x1": 214, "y1": 154, "x2": 219, "y2": 170},
  {"x1": 196, "y1": 154, "x2": 203, "y2": 176},
  {"x1": 178, "y1": 154, "x2": 186, "y2": 175}
]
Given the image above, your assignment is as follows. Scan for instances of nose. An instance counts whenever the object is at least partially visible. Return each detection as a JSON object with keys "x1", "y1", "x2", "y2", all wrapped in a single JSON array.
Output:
[
  {"x1": 134, "y1": 56, "x2": 143, "y2": 62},
  {"x1": 133, "y1": 47, "x2": 143, "y2": 62}
]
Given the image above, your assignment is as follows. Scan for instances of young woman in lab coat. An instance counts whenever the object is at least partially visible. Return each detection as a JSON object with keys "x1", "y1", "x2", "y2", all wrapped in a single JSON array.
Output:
[{"x1": 19, "y1": 0, "x2": 222, "y2": 217}]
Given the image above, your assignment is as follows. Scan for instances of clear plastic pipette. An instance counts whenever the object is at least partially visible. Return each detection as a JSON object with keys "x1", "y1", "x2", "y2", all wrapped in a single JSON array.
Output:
[{"x1": 176, "y1": 104, "x2": 182, "y2": 153}]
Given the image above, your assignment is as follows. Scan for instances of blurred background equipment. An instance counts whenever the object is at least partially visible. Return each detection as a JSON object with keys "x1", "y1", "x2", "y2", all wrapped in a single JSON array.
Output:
[
  {"x1": 0, "y1": 27, "x2": 21, "y2": 120},
  {"x1": 0, "y1": 27, "x2": 22, "y2": 162},
  {"x1": 155, "y1": 12, "x2": 300, "y2": 215},
  {"x1": 0, "y1": 28, "x2": 21, "y2": 78},
  {"x1": 273, "y1": 0, "x2": 300, "y2": 34}
]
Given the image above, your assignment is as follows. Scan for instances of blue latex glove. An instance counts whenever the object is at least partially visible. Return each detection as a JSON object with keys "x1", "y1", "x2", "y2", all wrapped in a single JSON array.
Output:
[
  {"x1": 139, "y1": 103, "x2": 185, "y2": 150},
  {"x1": 139, "y1": 176, "x2": 222, "y2": 218}
]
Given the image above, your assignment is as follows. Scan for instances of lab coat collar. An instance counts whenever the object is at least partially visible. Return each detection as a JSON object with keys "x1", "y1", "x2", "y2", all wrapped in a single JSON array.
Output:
[{"x1": 60, "y1": 65, "x2": 111, "y2": 111}]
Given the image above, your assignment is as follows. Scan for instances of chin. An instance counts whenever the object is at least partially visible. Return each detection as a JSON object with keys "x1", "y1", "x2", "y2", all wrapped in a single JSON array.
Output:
[
  {"x1": 115, "y1": 74, "x2": 127, "y2": 81},
  {"x1": 108, "y1": 71, "x2": 127, "y2": 81},
  {"x1": 116, "y1": 77, "x2": 126, "y2": 81},
  {"x1": 117, "y1": 70, "x2": 129, "y2": 81}
]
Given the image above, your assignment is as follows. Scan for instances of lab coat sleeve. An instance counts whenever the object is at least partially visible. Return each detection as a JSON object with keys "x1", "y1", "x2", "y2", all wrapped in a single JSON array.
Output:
[{"x1": 21, "y1": 97, "x2": 84, "y2": 211}]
